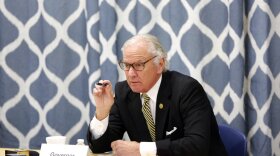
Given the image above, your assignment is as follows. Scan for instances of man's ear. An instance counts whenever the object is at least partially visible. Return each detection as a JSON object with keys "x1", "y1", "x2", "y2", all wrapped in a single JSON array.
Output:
[{"x1": 157, "y1": 58, "x2": 165, "y2": 73}]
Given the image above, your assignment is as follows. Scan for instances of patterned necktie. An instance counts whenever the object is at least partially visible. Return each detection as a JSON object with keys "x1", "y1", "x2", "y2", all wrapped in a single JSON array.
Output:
[{"x1": 142, "y1": 93, "x2": 156, "y2": 141}]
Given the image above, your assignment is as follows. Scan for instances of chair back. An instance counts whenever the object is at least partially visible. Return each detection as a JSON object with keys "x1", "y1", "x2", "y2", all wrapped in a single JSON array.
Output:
[{"x1": 219, "y1": 124, "x2": 247, "y2": 156}]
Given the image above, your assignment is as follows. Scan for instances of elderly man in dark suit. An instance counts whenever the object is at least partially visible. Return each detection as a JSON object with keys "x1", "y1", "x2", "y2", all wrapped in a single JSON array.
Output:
[{"x1": 87, "y1": 34, "x2": 227, "y2": 156}]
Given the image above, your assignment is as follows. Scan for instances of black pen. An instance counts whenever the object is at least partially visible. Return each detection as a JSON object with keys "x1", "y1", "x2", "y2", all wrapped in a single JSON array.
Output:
[{"x1": 96, "y1": 82, "x2": 108, "y2": 87}]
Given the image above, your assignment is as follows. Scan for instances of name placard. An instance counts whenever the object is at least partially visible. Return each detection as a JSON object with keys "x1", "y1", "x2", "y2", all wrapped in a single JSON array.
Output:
[{"x1": 40, "y1": 144, "x2": 89, "y2": 156}]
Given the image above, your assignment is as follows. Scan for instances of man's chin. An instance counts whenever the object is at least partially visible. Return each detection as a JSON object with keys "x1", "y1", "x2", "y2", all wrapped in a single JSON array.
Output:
[
  {"x1": 130, "y1": 87, "x2": 142, "y2": 93},
  {"x1": 129, "y1": 85, "x2": 142, "y2": 93}
]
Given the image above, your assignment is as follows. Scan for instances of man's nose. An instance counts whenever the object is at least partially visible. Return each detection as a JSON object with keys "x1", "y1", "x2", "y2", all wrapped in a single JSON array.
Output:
[{"x1": 127, "y1": 66, "x2": 137, "y2": 76}]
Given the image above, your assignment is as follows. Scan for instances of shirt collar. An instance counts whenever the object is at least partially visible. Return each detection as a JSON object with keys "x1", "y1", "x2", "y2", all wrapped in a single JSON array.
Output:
[{"x1": 142, "y1": 75, "x2": 162, "y2": 103}]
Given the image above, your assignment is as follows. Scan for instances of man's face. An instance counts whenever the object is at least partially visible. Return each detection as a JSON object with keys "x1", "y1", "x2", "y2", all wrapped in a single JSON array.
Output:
[{"x1": 122, "y1": 42, "x2": 164, "y2": 93}]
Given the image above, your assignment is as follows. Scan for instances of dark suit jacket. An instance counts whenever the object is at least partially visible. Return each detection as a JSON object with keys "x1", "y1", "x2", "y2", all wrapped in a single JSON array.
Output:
[{"x1": 87, "y1": 71, "x2": 228, "y2": 156}]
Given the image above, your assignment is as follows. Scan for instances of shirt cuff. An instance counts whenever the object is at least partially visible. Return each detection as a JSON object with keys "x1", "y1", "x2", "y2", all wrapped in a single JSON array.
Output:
[
  {"x1": 89, "y1": 115, "x2": 109, "y2": 139},
  {"x1": 140, "y1": 142, "x2": 157, "y2": 156}
]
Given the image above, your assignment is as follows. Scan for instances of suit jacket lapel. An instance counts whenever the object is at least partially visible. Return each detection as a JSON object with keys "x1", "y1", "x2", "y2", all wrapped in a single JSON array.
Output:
[
  {"x1": 156, "y1": 72, "x2": 171, "y2": 140},
  {"x1": 127, "y1": 91, "x2": 152, "y2": 141}
]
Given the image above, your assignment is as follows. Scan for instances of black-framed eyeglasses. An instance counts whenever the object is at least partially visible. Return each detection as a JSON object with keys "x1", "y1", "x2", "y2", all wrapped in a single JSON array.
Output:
[{"x1": 119, "y1": 56, "x2": 157, "y2": 71}]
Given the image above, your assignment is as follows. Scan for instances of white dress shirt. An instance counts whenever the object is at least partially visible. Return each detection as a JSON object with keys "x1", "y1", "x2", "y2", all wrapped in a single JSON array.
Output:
[{"x1": 90, "y1": 75, "x2": 162, "y2": 156}]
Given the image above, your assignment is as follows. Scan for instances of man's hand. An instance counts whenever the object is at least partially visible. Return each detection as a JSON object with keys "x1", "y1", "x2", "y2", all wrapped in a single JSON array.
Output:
[
  {"x1": 111, "y1": 140, "x2": 141, "y2": 156},
  {"x1": 93, "y1": 80, "x2": 114, "y2": 120}
]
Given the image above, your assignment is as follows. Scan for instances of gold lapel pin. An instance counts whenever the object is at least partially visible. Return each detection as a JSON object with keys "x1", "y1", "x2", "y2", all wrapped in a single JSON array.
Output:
[{"x1": 159, "y1": 103, "x2": 164, "y2": 109}]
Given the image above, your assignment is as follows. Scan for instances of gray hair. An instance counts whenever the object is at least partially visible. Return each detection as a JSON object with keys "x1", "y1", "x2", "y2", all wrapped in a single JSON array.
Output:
[{"x1": 121, "y1": 34, "x2": 169, "y2": 71}]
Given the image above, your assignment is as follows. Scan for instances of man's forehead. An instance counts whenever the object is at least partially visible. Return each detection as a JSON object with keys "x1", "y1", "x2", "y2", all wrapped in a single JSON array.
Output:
[{"x1": 122, "y1": 55, "x2": 147, "y2": 62}]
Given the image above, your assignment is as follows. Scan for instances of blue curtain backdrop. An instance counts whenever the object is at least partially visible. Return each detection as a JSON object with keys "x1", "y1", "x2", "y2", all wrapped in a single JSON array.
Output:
[{"x1": 0, "y1": 0, "x2": 279, "y2": 155}]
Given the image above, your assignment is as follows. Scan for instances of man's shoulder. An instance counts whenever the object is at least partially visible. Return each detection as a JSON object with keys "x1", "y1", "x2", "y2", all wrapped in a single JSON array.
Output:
[
  {"x1": 164, "y1": 70, "x2": 198, "y2": 84},
  {"x1": 115, "y1": 80, "x2": 130, "y2": 91},
  {"x1": 162, "y1": 70, "x2": 204, "y2": 94},
  {"x1": 114, "y1": 81, "x2": 136, "y2": 101}
]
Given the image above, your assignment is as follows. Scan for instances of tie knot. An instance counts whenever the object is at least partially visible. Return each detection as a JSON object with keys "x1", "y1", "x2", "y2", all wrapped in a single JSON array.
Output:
[{"x1": 143, "y1": 93, "x2": 150, "y2": 102}]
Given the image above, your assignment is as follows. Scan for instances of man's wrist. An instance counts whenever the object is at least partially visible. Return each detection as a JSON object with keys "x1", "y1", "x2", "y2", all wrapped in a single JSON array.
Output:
[
  {"x1": 90, "y1": 115, "x2": 109, "y2": 138},
  {"x1": 95, "y1": 110, "x2": 109, "y2": 120}
]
